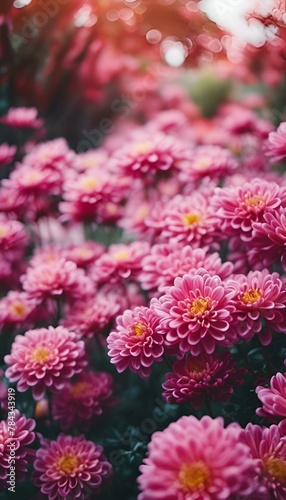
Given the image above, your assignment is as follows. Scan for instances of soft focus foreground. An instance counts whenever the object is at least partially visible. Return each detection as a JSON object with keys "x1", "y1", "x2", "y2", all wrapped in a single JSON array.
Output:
[{"x1": 1, "y1": 1, "x2": 286, "y2": 499}]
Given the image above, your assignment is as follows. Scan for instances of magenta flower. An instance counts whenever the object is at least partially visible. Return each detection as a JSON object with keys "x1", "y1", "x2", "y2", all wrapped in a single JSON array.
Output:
[
  {"x1": 0, "y1": 143, "x2": 16, "y2": 166},
  {"x1": 52, "y1": 371, "x2": 117, "y2": 430},
  {"x1": 0, "y1": 217, "x2": 29, "y2": 257},
  {"x1": 138, "y1": 415, "x2": 258, "y2": 499},
  {"x1": 264, "y1": 122, "x2": 286, "y2": 162},
  {"x1": 146, "y1": 193, "x2": 220, "y2": 248},
  {"x1": 241, "y1": 423, "x2": 286, "y2": 499},
  {"x1": 152, "y1": 270, "x2": 237, "y2": 357},
  {"x1": 21, "y1": 258, "x2": 95, "y2": 302},
  {"x1": 4, "y1": 326, "x2": 87, "y2": 400},
  {"x1": 0, "y1": 291, "x2": 38, "y2": 329},
  {"x1": 214, "y1": 179, "x2": 284, "y2": 241},
  {"x1": 107, "y1": 306, "x2": 164, "y2": 378},
  {"x1": 0, "y1": 411, "x2": 36, "y2": 491},
  {"x1": 90, "y1": 241, "x2": 150, "y2": 285},
  {"x1": 179, "y1": 145, "x2": 238, "y2": 182},
  {"x1": 0, "y1": 107, "x2": 43, "y2": 128},
  {"x1": 139, "y1": 244, "x2": 233, "y2": 293},
  {"x1": 112, "y1": 130, "x2": 186, "y2": 179},
  {"x1": 162, "y1": 351, "x2": 246, "y2": 409},
  {"x1": 251, "y1": 207, "x2": 286, "y2": 270},
  {"x1": 32, "y1": 434, "x2": 112, "y2": 500},
  {"x1": 62, "y1": 241, "x2": 105, "y2": 268},
  {"x1": 256, "y1": 372, "x2": 286, "y2": 421},
  {"x1": 62, "y1": 295, "x2": 120, "y2": 339},
  {"x1": 229, "y1": 269, "x2": 286, "y2": 345}
]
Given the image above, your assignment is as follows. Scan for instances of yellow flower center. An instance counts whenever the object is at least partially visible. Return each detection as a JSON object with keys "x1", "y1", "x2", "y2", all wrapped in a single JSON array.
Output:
[
  {"x1": 245, "y1": 195, "x2": 264, "y2": 208},
  {"x1": 9, "y1": 301, "x2": 28, "y2": 319},
  {"x1": 182, "y1": 213, "x2": 201, "y2": 226},
  {"x1": 24, "y1": 172, "x2": 41, "y2": 183},
  {"x1": 133, "y1": 142, "x2": 152, "y2": 154},
  {"x1": 241, "y1": 288, "x2": 262, "y2": 305},
  {"x1": 112, "y1": 249, "x2": 130, "y2": 261},
  {"x1": 264, "y1": 458, "x2": 286, "y2": 481},
  {"x1": 195, "y1": 157, "x2": 212, "y2": 170},
  {"x1": 0, "y1": 226, "x2": 7, "y2": 238},
  {"x1": 81, "y1": 177, "x2": 98, "y2": 190},
  {"x1": 58, "y1": 455, "x2": 80, "y2": 475},
  {"x1": 179, "y1": 462, "x2": 210, "y2": 491},
  {"x1": 189, "y1": 297, "x2": 209, "y2": 316},
  {"x1": 70, "y1": 382, "x2": 92, "y2": 398},
  {"x1": 31, "y1": 346, "x2": 50, "y2": 364},
  {"x1": 132, "y1": 322, "x2": 147, "y2": 336}
]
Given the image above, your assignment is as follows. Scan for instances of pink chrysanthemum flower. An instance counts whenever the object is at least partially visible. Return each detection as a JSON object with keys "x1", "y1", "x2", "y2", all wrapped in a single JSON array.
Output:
[
  {"x1": 138, "y1": 415, "x2": 258, "y2": 500},
  {"x1": 214, "y1": 179, "x2": 285, "y2": 241},
  {"x1": 146, "y1": 194, "x2": 220, "y2": 248},
  {"x1": 60, "y1": 170, "x2": 127, "y2": 222},
  {"x1": 229, "y1": 269, "x2": 286, "y2": 345},
  {"x1": 0, "y1": 291, "x2": 38, "y2": 329},
  {"x1": 62, "y1": 295, "x2": 120, "y2": 339},
  {"x1": 21, "y1": 258, "x2": 95, "y2": 302},
  {"x1": 251, "y1": 207, "x2": 286, "y2": 270},
  {"x1": 0, "y1": 217, "x2": 29, "y2": 258},
  {"x1": 180, "y1": 145, "x2": 238, "y2": 183},
  {"x1": 152, "y1": 270, "x2": 237, "y2": 357},
  {"x1": 107, "y1": 306, "x2": 164, "y2": 378},
  {"x1": 111, "y1": 131, "x2": 186, "y2": 179},
  {"x1": 0, "y1": 107, "x2": 42, "y2": 128},
  {"x1": 75, "y1": 149, "x2": 108, "y2": 173},
  {"x1": 139, "y1": 244, "x2": 233, "y2": 293},
  {"x1": 62, "y1": 241, "x2": 105, "y2": 268},
  {"x1": 4, "y1": 326, "x2": 87, "y2": 400},
  {"x1": 264, "y1": 122, "x2": 286, "y2": 163},
  {"x1": 52, "y1": 371, "x2": 117, "y2": 430},
  {"x1": 0, "y1": 411, "x2": 36, "y2": 491},
  {"x1": 256, "y1": 372, "x2": 286, "y2": 421},
  {"x1": 4, "y1": 163, "x2": 64, "y2": 198},
  {"x1": 162, "y1": 351, "x2": 246, "y2": 409},
  {"x1": 32, "y1": 434, "x2": 112, "y2": 500},
  {"x1": 0, "y1": 143, "x2": 16, "y2": 166},
  {"x1": 90, "y1": 241, "x2": 150, "y2": 285},
  {"x1": 241, "y1": 423, "x2": 286, "y2": 499}
]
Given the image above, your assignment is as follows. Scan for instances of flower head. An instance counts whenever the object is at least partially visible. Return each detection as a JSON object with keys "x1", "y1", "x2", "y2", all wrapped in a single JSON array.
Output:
[
  {"x1": 52, "y1": 371, "x2": 117, "y2": 430},
  {"x1": 138, "y1": 415, "x2": 258, "y2": 499},
  {"x1": 0, "y1": 411, "x2": 36, "y2": 491},
  {"x1": 152, "y1": 270, "x2": 237, "y2": 357},
  {"x1": 264, "y1": 122, "x2": 286, "y2": 162},
  {"x1": 32, "y1": 434, "x2": 112, "y2": 500},
  {"x1": 107, "y1": 306, "x2": 164, "y2": 378},
  {"x1": 0, "y1": 107, "x2": 42, "y2": 128},
  {"x1": 180, "y1": 145, "x2": 238, "y2": 183},
  {"x1": 241, "y1": 423, "x2": 286, "y2": 499},
  {"x1": 162, "y1": 351, "x2": 246, "y2": 409},
  {"x1": 256, "y1": 372, "x2": 286, "y2": 421},
  {"x1": 5, "y1": 326, "x2": 87, "y2": 400},
  {"x1": 0, "y1": 143, "x2": 16, "y2": 166}
]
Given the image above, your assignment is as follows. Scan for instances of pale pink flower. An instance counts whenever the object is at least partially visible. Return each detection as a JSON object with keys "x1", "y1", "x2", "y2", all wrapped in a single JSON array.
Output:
[
  {"x1": 152, "y1": 270, "x2": 237, "y2": 357},
  {"x1": 32, "y1": 434, "x2": 111, "y2": 499},
  {"x1": 90, "y1": 241, "x2": 150, "y2": 285},
  {"x1": 0, "y1": 217, "x2": 29, "y2": 261},
  {"x1": 62, "y1": 241, "x2": 105, "y2": 268},
  {"x1": 0, "y1": 291, "x2": 38, "y2": 329},
  {"x1": 139, "y1": 244, "x2": 233, "y2": 293},
  {"x1": 138, "y1": 415, "x2": 258, "y2": 499},
  {"x1": 0, "y1": 143, "x2": 16, "y2": 166},
  {"x1": 52, "y1": 371, "x2": 117, "y2": 430},
  {"x1": 0, "y1": 107, "x2": 42, "y2": 128},
  {"x1": 4, "y1": 326, "x2": 87, "y2": 400},
  {"x1": 214, "y1": 179, "x2": 285, "y2": 241},
  {"x1": 146, "y1": 193, "x2": 220, "y2": 248},
  {"x1": 0, "y1": 411, "x2": 36, "y2": 491},
  {"x1": 229, "y1": 270, "x2": 286, "y2": 345},
  {"x1": 180, "y1": 145, "x2": 238, "y2": 183},
  {"x1": 21, "y1": 258, "x2": 95, "y2": 301},
  {"x1": 256, "y1": 372, "x2": 286, "y2": 421},
  {"x1": 264, "y1": 122, "x2": 286, "y2": 162},
  {"x1": 241, "y1": 423, "x2": 286, "y2": 499},
  {"x1": 162, "y1": 351, "x2": 246, "y2": 409},
  {"x1": 107, "y1": 306, "x2": 164, "y2": 378}
]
